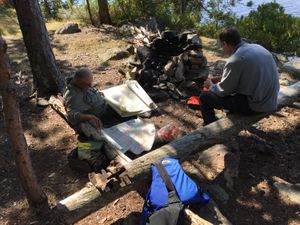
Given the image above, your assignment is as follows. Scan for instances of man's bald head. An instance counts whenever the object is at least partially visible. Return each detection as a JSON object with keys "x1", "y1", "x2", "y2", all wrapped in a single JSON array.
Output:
[
  {"x1": 74, "y1": 67, "x2": 92, "y2": 81},
  {"x1": 72, "y1": 67, "x2": 93, "y2": 90}
]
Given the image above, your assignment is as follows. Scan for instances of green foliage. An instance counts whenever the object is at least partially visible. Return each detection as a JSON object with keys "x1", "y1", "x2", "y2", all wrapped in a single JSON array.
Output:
[
  {"x1": 0, "y1": 7, "x2": 20, "y2": 36},
  {"x1": 237, "y1": 2, "x2": 300, "y2": 55},
  {"x1": 39, "y1": 0, "x2": 63, "y2": 20},
  {"x1": 246, "y1": 1, "x2": 253, "y2": 7},
  {"x1": 198, "y1": 0, "x2": 237, "y2": 38},
  {"x1": 110, "y1": 0, "x2": 202, "y2": 30},
  {"x1": 56, "y1": 0, "x2": 98, "y2": 26}
]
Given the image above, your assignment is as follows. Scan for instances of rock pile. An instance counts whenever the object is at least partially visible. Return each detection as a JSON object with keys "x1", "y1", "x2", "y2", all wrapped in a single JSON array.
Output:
[
  {"x1": 120, "y1": 30, "x2": 208, "y2": 101},
  {"x1": 119, "y1": 18, "x2": 160, "y2": 46}
]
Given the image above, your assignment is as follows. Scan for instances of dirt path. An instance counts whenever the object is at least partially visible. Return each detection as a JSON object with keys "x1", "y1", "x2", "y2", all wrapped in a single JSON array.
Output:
[{"x1": 1, "y1": 26, "x2": 300, "y2": 225}]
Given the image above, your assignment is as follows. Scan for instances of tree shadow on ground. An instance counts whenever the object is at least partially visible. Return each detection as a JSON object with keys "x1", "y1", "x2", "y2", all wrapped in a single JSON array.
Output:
[
  {"x1": 155, "y1": 100, "x2": 201, "y2": 131},
  {"x1": 184, "y1": 109, "x2": 300, "y2": 225},
  {"x1": 110, "y1": 211, "x2": 141, "y2": 225},
  {"x1": 0, "y1": 98, "x2": 89, "y2": 225}
]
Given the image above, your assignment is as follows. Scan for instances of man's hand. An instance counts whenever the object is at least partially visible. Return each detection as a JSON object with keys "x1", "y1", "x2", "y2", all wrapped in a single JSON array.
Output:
[
  {"x1": 79, "y1": 114, "x2": 103, "y2": 129},
  {"x1": 203, "y1": 79, "x2": 213, "y2": 89},
  {"x1": 209, "y1": 76, "x2": 222, "y2": 84}
]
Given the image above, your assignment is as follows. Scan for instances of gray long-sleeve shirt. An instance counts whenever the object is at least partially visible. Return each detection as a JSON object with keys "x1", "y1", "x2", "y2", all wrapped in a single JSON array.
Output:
[
  {"x1": 210, "y1": 42, "x2": 279, "y2": 112},
  {"x1": 63, "y1": 83, "x2": 107, "y2": 125}
]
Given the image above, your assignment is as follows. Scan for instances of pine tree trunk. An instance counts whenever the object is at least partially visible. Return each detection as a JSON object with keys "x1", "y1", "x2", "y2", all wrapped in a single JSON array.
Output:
[
  {"x1": 0, "y1": 36, "x2": 48, "y2": 207},
  {"x1": 86, "y1": 0, "x2": 96, "y2": 26},
  {"x1": 13, "y1": 0, "x2": 65, "y2": 97},
  {"x1": 97, "y1": 0, "x2": 111, "y2": 24}
]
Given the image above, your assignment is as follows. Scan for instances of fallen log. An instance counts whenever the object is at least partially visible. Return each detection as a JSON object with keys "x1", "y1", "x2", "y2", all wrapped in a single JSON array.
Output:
[
  {"x1": 56, "y1": 144, "x2": 233, "y2": 224},
  {"x1": 55, "y1": 82, "x2": 300, "y2": 224},
  {"x1": 125, "y1": 81, "x2": 300, "y2": 178},
  {"x1": 184, "y1": 208, "x2": 213, "y2": 225}
]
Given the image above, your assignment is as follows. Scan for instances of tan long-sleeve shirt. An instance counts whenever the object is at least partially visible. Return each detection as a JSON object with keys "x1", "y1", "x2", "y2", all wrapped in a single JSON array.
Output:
[{"x1": 63, "y1": 83, "x2": 107, "y2": 125}]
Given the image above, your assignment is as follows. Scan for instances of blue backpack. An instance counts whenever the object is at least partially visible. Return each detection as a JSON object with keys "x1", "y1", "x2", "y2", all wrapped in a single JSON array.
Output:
[{"x1": 140, "y1": 158, "x2": 210, "y2": 225}]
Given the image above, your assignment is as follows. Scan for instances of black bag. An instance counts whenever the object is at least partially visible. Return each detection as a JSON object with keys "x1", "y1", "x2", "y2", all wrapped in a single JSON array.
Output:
[{"x1": 143, "y1": 161, "x2": 184, "y2": 225}]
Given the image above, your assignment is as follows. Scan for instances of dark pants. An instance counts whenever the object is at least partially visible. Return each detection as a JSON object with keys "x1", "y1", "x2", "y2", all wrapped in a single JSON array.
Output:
[{"x1": 199, "y1": 91, "x2": 256, "y2": 125}]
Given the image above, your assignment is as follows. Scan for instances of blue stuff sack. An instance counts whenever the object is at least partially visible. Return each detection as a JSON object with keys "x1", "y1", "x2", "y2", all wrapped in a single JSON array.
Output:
[{"x1": 140, "y1": 158, "x2": 210, "y2": 225}]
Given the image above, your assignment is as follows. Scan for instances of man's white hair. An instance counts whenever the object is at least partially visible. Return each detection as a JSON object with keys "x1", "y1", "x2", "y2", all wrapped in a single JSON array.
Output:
[{"x1": 74, "y1": 67, "x2": 92, "y2": 80}]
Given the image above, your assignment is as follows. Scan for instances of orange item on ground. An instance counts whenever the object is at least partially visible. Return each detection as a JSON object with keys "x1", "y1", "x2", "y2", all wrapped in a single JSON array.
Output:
[{"x1": 187, "y1": 96, "x2": 201, "y2": 105}]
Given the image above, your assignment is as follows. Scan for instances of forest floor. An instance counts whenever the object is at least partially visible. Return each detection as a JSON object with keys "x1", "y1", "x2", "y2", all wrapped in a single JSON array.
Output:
[{"x1": 0, "y1": 22, "x2": 300, "y2": 225}]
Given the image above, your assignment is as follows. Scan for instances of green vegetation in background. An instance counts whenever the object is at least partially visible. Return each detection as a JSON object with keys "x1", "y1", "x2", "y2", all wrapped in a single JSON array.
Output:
[
  {"x1": 237, "y1": 2, "x2": 300, "y2": 56},
  {"x1": 1, "y1": 0, "x2": 299, "y2": 55},
  {"x1": 109, "y1": 0, "x2": 202, "y2": 30},
  {"x1": 197, "y1": 0, "x2": 238, "y2": 38},
  {"x1": 0, "y1": 2, "x2": 20, "y2": 36}
]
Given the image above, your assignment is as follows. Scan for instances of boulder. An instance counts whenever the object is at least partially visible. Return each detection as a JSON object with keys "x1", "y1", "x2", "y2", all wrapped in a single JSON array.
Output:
[
  {"x1": 55, "y1": 22, "x2": 81, "y2": 35},
  {"x1": 282, "y1": 58, "x2": 300, "y2": 75},
  {"x1": 100, "y1": 47, "x2": 130, "y2": 63}
]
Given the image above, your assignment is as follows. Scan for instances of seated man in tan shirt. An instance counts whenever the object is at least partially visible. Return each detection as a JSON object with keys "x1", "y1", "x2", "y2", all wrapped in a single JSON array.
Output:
[{"x1": 63, "y1": 67, "x2": 107, "y2": 130}]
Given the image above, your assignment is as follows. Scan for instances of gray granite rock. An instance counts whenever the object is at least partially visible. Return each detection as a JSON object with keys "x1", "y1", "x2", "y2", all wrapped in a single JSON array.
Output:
[
  {"x1": 55, "y1": 22, "x2": 81, "y2": 35},
  {"x1": 100, "y1": 47, "x2": 130, "y2": 63},
  {"x1": 282, "y1": 58, "x2": 300, "y2": 75}
]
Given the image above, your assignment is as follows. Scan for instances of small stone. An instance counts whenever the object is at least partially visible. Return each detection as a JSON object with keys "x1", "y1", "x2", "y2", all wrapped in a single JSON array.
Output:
[
  {"x1": 48, "y1": 172, "x2": 55, "y2": 178},
  {"x1": 113, "y1": 199, "x2": 120, "y2": 205},
  {"x1": 274, "y1": 182, "x2": 300, "y2": 204},
  {"x1": 166, "y1": 82, "x2": 176, "y2": 91},
  {"x1": 36, "y1": 97, "x2": 49, "y2": 107},
  {"x1": 29, "y1": 221, "x2": 39, "y2": 225},
  {"x1": 159, "y1": 74, "x2": 168, "y2": 82},
  {"x1": 282, "y1": 58, "x2": 300, "y2": 75}
]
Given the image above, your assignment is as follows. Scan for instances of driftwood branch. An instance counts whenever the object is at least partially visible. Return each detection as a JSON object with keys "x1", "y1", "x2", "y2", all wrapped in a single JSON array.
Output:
[{"x1": 55, "y1": 81, "x2": 300, "y2": 224}]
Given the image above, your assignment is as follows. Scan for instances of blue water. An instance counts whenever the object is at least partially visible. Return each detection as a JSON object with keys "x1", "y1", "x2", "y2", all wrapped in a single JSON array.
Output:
[{"x1": 232, "y1": 0, "x2": 300, "y2": 17}]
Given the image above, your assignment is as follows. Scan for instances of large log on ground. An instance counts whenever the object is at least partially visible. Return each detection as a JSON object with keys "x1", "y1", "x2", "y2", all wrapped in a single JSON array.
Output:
[
  {"x1": 125, "y1": 82, "x2": 300, "y2": 178},
  {"x1": 56, "y1": 145, "x2": 233, "y2": 224},
  {"x1": 184, "y1": 208, "x2": 213, "y2": 225},
  {"x1": 55, "y1": 82, "x2": 300, "y2": 224}
]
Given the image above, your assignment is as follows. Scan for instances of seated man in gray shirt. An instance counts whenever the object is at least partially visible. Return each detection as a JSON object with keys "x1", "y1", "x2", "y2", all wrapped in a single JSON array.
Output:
[
  {"x1": 200, "y1": 27, "x2": 279, "y2": 125},
  {"x1": 63, "y1": 67, "x2": 107, "y2": 130}
]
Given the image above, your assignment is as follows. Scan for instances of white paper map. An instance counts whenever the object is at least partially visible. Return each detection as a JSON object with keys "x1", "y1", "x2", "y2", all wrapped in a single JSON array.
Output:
[
  {"x1": 102, "y1": 118, "x2": 156, "y2": 155},
  {"x1": 102, "y1": 80, "x2": 157, "y2": 117}
]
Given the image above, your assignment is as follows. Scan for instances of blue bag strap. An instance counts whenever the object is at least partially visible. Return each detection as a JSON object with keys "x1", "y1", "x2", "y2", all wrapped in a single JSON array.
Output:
[
  {"x1": 154, "y1": 161, "x2": 175, "y2": 192},
  {"x1": 154, "y1": 160, "x2": 181, "y2": 205}
]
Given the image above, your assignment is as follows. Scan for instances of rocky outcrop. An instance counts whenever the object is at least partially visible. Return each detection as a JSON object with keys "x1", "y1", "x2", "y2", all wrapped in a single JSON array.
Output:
[
  {"x1": 55, "y1": 22, "x2": 81, "y2": 35},
  {"x1": 99, "y1": 47, "x2": 130, "y2": 63},
  {"x1": 282, "y1": 58, "x2": 300, "y2": 75}
]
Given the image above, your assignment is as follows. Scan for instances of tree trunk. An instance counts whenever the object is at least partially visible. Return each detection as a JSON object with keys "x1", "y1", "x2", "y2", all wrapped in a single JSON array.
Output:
[
  {"x1": 0, "y1": 36, "x2": 48, "y2": 206},
  {"x1": 13, "y1": 0, "x2": 65, "y2": 97},
  {"x1": 86, "y1": 0, "x2": 96, "y2": 26},
  {"x1": 97, "y1": 0, "x2": 111, "y2": 24}
]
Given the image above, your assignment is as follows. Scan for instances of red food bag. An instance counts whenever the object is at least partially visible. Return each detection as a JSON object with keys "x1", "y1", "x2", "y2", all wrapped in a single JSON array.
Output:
[{"x1": 156, "y1": 123, "x2": 180, "y2": 143}]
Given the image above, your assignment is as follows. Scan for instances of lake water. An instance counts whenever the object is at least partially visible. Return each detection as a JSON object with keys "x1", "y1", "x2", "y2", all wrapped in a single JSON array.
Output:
[{"x1": 231, "y1": 0, "x2": 300, "y2": 17}]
